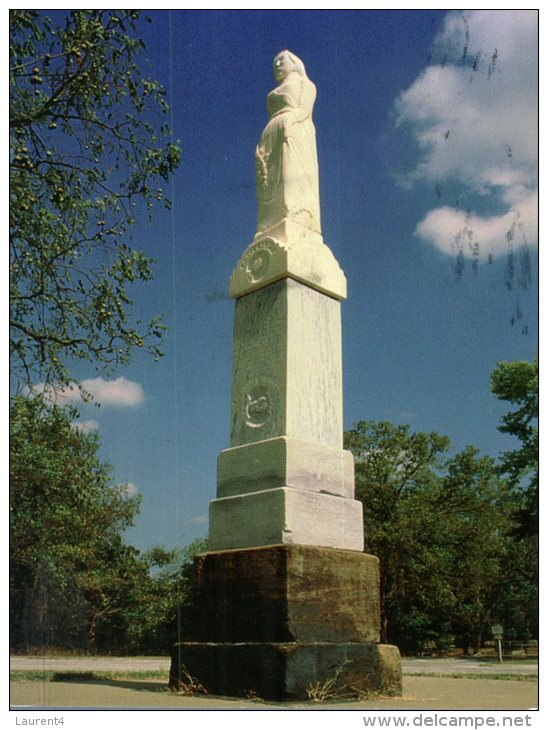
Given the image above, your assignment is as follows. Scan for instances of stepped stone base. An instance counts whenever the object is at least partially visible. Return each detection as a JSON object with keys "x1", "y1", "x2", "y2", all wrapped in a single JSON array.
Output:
[
  {"x1": 209, "y1": 488, "x2": 364, "y2": 551},
  {"x1": 170, "y1": 545, "x2": 402, "y2": 700},
  {"x1": 217, "y1": 436, "x2": 355, "y2": 499},
  {"x1": 169, "y1": 642, "x2": 402, "y2": 701}
]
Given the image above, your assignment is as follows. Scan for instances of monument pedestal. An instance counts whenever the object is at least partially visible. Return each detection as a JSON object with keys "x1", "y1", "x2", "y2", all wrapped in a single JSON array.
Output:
[
  {"x1": 210, "y1": 274, "x2": 366, "y2": 553},
  {"x1": 169, "y1": 545, "x2": 401, "y2": 700}
]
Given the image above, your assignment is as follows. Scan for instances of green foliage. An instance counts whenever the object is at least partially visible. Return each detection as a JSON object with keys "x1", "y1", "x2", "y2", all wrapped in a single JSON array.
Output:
[
  {"x1": 10, "y1": 395, "x2": 202, "y2": 654},
  {"x1": 80, "y1": 538, "x2": 206, "y2": 654},
  {"x1": 434, "y1": 447, "x2": 511, "y2": 653},
  {"x1": 344, "y1": 421, "x2": 530, "y2": 654},
  {"x1": 116, "y1": 538, "x2": 209, "y2": 654},
  {"x1": 345, "y1": 421, "x2": 451, "y2": 652},
  {"x1": 9, "y1": 9, "x2": 181, "y2": 391},
  {"x1": 10, "y1": 395, "x2": 140, "y2": 649},
  {"x1": 495, "y1": 535, "x2": 538, "y2": 643},
  {"x1": 490, "y1": 357, "x2": 538, "y2": 536}
]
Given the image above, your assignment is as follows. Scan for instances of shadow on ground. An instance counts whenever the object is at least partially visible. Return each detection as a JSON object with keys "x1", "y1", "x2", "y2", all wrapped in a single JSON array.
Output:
[{"x1": 51, "y1": 673, "x2": 173, "y2": 694}]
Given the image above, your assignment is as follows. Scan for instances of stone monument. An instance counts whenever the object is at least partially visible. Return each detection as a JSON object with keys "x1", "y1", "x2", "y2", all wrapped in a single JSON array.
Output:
[{"x1": 170, "y1": 50, "x2": 401, "y2": 701}]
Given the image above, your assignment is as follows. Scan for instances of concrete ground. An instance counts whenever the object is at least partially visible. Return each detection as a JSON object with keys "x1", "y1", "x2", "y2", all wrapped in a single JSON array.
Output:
[{"x1": 10, "y1": 656, "x2": 538, "y2": 710}]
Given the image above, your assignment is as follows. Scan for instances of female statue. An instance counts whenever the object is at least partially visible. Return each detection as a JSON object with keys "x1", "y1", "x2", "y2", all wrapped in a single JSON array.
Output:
[{"x1": 255, "y1": 51, "x2": 321, "y2": 237}]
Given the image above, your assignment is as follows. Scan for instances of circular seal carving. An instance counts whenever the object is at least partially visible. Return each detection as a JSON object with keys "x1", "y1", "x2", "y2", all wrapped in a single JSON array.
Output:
[
  {"x1": 245, "y1": 384, "x2": 274, "y2": 429},
  {"x1": 239, "y1": 237, "x2": 280, "y2": 287},
  {"x1": 245, "y1": 249, "x2": 270, "y2": 283}
]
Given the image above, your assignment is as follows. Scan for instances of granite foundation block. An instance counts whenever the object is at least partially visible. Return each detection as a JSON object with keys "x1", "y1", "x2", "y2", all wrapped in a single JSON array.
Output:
[{"x1": 169, "y1": 642, "x2": 402, "y2": 701}]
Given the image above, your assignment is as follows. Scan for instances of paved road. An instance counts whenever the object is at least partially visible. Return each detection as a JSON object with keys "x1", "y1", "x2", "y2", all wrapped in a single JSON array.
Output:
[
  {"x1": 401, "y1": 657, "x2": 538, "y2": 676},
  {"x1": 10, "y1": 656, "x2": 171, "y2": 672},
  {"x1": 11, "y1": 655, "x2": 538, "y2": 676}
]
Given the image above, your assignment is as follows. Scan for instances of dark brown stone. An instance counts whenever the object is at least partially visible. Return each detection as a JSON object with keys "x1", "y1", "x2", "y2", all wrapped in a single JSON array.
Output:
[
  {"x1": 169, "y1": 642, "x2": 402, "y2": 701},
  {"x1": 189, "y1": 544, "x2": 380, "y2": 643},
  {"x1": 171, "y1": 544, "x2": 401, "y2": 699}
]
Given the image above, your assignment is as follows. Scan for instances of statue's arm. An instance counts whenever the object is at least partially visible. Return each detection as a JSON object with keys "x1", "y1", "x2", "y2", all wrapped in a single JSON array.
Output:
[{"x1": 284, "y1": 78, "x2": 316, "y2": 132}]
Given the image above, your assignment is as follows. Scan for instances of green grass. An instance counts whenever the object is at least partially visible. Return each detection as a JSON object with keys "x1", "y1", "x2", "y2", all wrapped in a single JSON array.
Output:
[{"x1": 10, "y1": 669, "x2": 169, "y2": 683}]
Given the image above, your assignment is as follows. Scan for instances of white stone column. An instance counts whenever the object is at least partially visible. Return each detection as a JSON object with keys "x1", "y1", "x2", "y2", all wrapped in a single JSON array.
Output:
[{"x1": 209, "y1": 226, "x2": 364, "y2": 551}]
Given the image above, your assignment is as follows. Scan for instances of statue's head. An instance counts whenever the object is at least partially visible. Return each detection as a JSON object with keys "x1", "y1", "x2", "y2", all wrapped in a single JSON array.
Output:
[{"x1": 273, "y1": 50, "x2": 306, "y2": 82}]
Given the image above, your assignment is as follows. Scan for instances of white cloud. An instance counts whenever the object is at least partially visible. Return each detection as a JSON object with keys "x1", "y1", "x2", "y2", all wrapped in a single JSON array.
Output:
[
  {"x1": 395, "y1": 10, "x2": 538, "y2": 258},
  {"x1": 71, "y1": 419, "x2": 100, "y2": 433},
  {"x1": 30, "y1": 376, "x2": 144, "y2": 408},
  {"x1": 415, "y1": 189, "x2": 537, "y2": 259},
  {"x1": 80, "y1": 377, "x2": 144, "y2": 407}
]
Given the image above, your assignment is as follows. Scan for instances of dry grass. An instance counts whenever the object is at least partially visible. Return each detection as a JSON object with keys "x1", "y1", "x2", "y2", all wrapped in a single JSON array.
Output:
[{"x1": 169, "y1": 666, "x2": 207, "y2": 695}]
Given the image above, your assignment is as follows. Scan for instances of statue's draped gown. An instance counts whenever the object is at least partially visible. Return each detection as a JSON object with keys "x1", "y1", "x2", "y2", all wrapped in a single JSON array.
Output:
[{"x1": 255, "y1": 72, "x2": 321, "y2": 235}]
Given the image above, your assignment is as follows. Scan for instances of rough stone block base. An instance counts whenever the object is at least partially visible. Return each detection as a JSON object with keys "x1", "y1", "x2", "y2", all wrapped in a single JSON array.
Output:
[
  {"x1": 171, "y1": 545, "x2": 402, "y2": 700},
  {"x1": 191, "y1": 544, "x2": 380, "y2": 643},
  {"x1": 169, "y1": 642, "x2": 401, "y2": 701}
]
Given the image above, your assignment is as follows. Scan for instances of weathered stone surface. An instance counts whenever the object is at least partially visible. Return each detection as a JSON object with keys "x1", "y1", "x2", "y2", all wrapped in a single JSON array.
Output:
[
  {"x1": 190, "y1": 544, "x2": 380, "y2": 643},
  {"x1": 170, "y1": 642, "x2": 402, "y2": 701},
  {"x1": 210, "y1": 275, "x2": 362, "y2": 552},
  {"x1": 171, "y1": 545, "x2": 402, "y2": 699},
  {"x1": 230, "y1": 233, "x2": 347, "y2": 300},
  {"x1": 217, "y1": 436, "x2": 355, "y2": 499},
  {"x1": 209, "y1": 487, "x2": 364, "y2": 551},
  {"x1": 229, "y1": 278, "x2": 344, "y2": 450}
]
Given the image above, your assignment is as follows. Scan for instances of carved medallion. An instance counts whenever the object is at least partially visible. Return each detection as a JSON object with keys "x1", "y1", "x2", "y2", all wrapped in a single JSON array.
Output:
[
  {"x1": 245, "y1": 384, "x2": 274, "y2": 429},
  {"x1": 246, "y1": 249, "x2": 270, "y2": 283},
  {"x1": 240, "y1": 238, "x2": 279, "y2": 284}
]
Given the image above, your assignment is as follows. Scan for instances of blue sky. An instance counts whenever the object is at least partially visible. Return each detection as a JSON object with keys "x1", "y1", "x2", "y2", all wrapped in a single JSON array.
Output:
[{"x1": 54, "y1": 9, "x2": 538, "y2": 553}]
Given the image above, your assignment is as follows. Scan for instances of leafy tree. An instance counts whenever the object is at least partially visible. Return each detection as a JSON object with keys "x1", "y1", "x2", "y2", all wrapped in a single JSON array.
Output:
[
  {"x1": 85, "y1": 539, "x2": 208, "y2": 654},
  {"x1": 495, "y1": 535, "x2": 538, "y2": 645},
  {"x1": 345, "y1": 421, "x2": 522, "y2": 654},
  {"x1": 10, "y1": 395, "x2": 140, "y2": 650},
  {"x1": 10, "y1": 9, "x2": 180, "y2": 392},
  {"x1": 10, "y1": 395, "x2": 207, "y2": 653},
  {"x1": 434, "y1": 447, "x2": 510, "y2": 653},
  {"x1": 345, "y1": 421, "x2": 451, "y2": 651},
  {"x1": 490, "y1": 357, "x2": 538, "y2": 536},
  {"x1": 123, "y1": 539, "x2": 209, "y2": 654}
]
